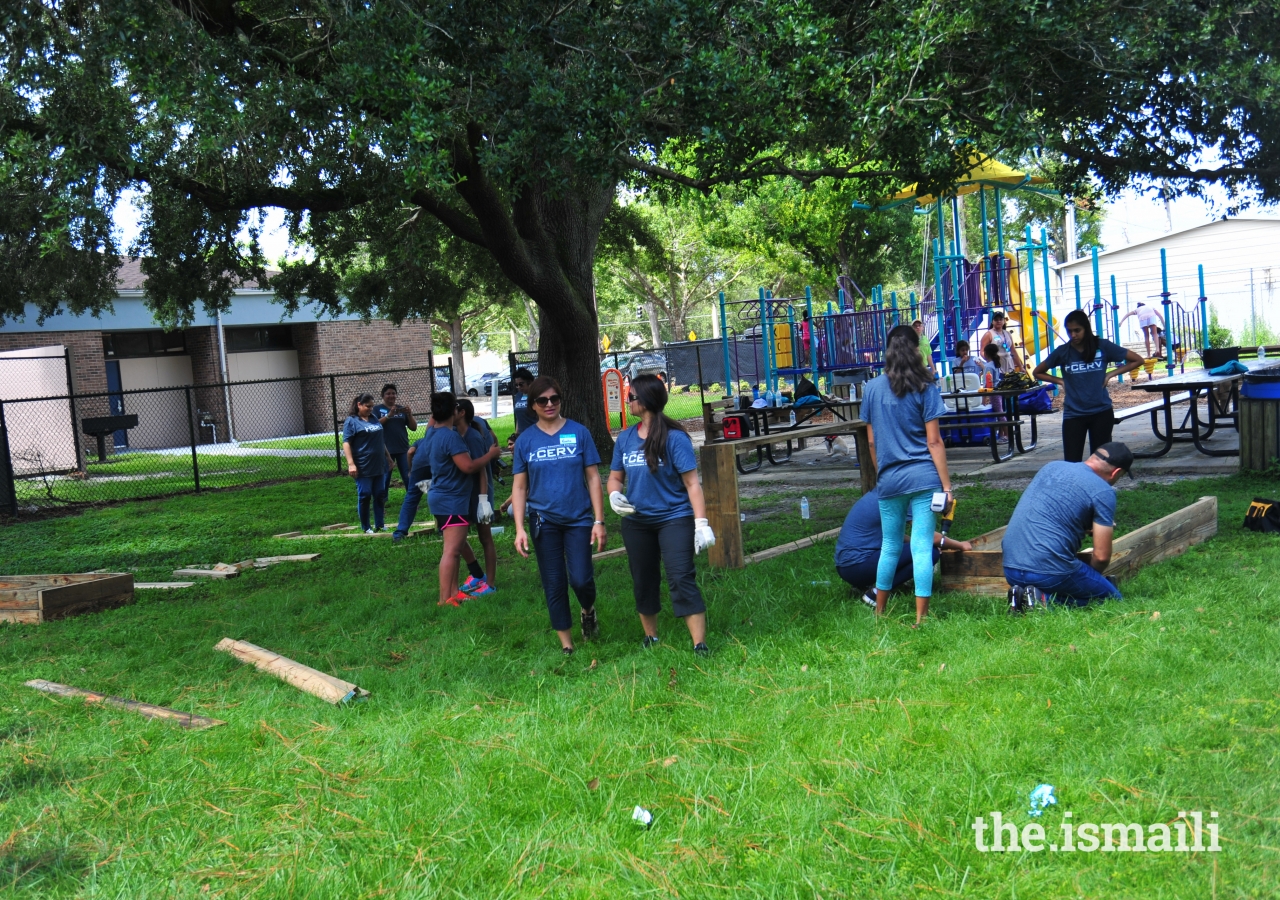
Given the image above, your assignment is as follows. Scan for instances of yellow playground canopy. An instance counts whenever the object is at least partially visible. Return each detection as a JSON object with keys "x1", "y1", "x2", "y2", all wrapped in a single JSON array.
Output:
[{"x1": 882, "y1": 155, "x2": 1055, "y2": 207}]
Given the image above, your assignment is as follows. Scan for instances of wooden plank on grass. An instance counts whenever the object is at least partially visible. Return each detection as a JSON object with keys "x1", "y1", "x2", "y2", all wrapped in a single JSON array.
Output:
[
  {"x1": 134, "y1": 582, "x2": 195, "y2": 589},
  {"x1": 173, "y1": 567, "x2": 239, "y2": 579},
  {"x1": 593, "y1": 547, "x2": 628, "y2": 561},
  {"x1": 320, "y1": 523, "x2": 350, "y2": 531},
  {"x1": 25, "y1": 679, "x2": 225, "y2": 729},
  {"x1": 745, "y1": 527, "x2": 842, "y2": 565},
  {"x1": 273, "y1": 531, "x2": 303, "y2": 538},
  {"x1": 37, "y1": 574, "x2": 134, "y2": 620},
  {"x1": 254, "y1": 554, "x2": 321, "y2": 565},
  {"x1": 214, "y1": 638, "x2": 368, "y2": 704}
]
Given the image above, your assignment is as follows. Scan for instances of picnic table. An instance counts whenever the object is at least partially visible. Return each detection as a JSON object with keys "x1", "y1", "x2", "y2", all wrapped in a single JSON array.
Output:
[
  {"x1": 704, "y1": 397, "x2": 861, "y2": 473},
  {"x1": 1129, "y1": 357, "x2": 1280, "y2": 458},
  {"x1": 935, "y1": 388, "x2": 1044, "y2": 462}
]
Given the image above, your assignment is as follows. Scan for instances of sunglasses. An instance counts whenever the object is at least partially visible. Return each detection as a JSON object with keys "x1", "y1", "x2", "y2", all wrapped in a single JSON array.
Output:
[
  {"x1": 627, "y1": 394, "x2": 637, "y2": 402},
  {"x1": 532, "y1": 394, "x2": 561, "y2": 407}
]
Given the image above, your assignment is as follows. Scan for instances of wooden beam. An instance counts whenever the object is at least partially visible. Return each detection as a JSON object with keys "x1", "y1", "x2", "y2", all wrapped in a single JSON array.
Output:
[
  {"x1": 1091, "y1": 495, "x2": 1218, "y2": 581},
  {"x1": 592, "y1": 547, "x2": 628, "y2": 562},
  {"x1": 745, "y1": 527, "x2": 842, "y2": 564},
  {"x1": 254, "y1": 554, "x2": 321, "y2": 566},
  {"x1": 274, "y1": 531, "x2": 303, "y2": 538},
  {"x1": 939, "y1": 497, "x2": 1218, "y2": 595},
  {"x1": 700, "y1": 441, "x2": 743, "y2": 568},
  {"x1": 173, "y1": 566, "x2": 239, "y2": 579},
  {"x1": 851, "y1": 422, "x2": 876, "y2": 494},
  {"x1": 25, "y1": 679, "x2": 225, "y2": 729},
  {"x1": 215, "y1": 638, "x2": 368, "y2": 704},
  {"x1": 134, "y1": 582, "x2": 195, "y2": 590}
]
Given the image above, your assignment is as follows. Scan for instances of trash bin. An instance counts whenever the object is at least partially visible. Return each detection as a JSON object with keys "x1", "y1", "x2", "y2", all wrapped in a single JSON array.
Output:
[{"x1": 1239, "y1": 371, "x2": 1280, "y2": 471}]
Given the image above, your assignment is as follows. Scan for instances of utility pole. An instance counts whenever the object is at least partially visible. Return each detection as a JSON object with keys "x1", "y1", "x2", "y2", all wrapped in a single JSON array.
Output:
[{"x1": 1063, "y1": 203, "x2": 1077, "y2": 262}]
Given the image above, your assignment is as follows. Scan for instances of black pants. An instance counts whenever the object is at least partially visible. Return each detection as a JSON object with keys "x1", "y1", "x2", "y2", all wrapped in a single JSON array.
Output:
[
  {"x1": 1062, "y1": 410, "x2": 1114, "y2": 463},
  {"x1": 530, "y1": 516, "x2": 596, "y2": 631},
  {"x1": 620, "y1": 515, "x2": 705, "y2": 618}
]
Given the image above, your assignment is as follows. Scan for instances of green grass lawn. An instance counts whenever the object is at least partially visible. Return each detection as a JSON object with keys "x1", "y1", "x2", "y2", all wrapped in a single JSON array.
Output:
[{"x1": 0, "y1": 471, "x2": 1277, "y2": 897}]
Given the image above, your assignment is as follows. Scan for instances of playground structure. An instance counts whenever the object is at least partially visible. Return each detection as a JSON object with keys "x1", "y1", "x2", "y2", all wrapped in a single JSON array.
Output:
[{"x1": 716, "y1": 157, "x2": 1212, "y2": 399}]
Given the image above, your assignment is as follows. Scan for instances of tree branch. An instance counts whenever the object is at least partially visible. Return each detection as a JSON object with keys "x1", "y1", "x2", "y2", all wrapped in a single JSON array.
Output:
[
  {"x1": 409, "y1": 190, "x2": 489, "y2": 247},
  {"x1": 624, "y1": 155, "x2": 897, "y2": 191}
]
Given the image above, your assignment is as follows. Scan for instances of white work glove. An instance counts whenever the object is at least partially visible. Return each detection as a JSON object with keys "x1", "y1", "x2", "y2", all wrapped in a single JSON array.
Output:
[
  {"x1": 694, "y1": 517, "x2": 716, "y2": 554},
  {"x1": 416, "y1": 479, "x2": 431, "y2": 494},
  {"x1": 610, "y1": 491, "x2": 636, "y2": 517},
  {"x1": 476, "y1": 496, "x2": 494, "y2": 525}
]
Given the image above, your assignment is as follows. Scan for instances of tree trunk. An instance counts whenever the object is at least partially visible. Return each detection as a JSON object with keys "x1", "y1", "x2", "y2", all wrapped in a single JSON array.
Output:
[
  {"x1": 434, "y1": 317, "x2": 467, "y2": 394},
  {"x1": 647, "y1": 302, "x2": 663, "y2": 347},
  {"x1": 520, "y1": 295, "x2": 541, "y2": 351}
]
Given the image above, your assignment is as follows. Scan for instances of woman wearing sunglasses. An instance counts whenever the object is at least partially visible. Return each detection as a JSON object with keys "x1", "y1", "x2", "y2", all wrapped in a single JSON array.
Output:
[
  {"x1": 607, "y1": 374, "x2": 715, "y2": 655},
  {"x1": 511, "y1": 377, "x2": 608, "y2": 654}
]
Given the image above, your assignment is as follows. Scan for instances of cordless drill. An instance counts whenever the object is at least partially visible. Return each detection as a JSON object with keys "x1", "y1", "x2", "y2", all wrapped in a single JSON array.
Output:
[{"x1": 932, "y1": 492, "x2": 957, "y2": 544}]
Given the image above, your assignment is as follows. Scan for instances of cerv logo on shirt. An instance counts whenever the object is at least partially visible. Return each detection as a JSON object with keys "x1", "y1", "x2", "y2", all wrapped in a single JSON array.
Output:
[
  {"x1": 1063, "y1": 351, "x2": 1106, "y2": 374},
  {"x1": 622, "y1": 450, "x2": 663, "y2": 468},
  {"x1": 528, "y1": 432, "x2": 579, "y2": 462}
]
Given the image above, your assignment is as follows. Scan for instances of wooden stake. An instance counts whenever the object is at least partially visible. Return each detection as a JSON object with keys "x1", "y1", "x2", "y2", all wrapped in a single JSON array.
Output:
[
  {"x1": 134, "y1": 582, "x2": 195, "y2": 589},
  {"x1": 25, "y1": 679, "x2": 225, "y2": 729},
  {"x1": 214, "y1": 638, "x2": 368, "y2": 704},
  {"x1": 173, "y1": 567, "x2": 239, "y2": 579},
  {"x1": 253, "y1": 554, "x2": 321, "y2": 565},
  {"x1": 320, "y1": 523, "x2": 350, "y2": 531},
  {"x1": 745, "y1": 527, "x2": 842, "y2": 564},
  {"x1": 273, "y1": 531, "x2": 303, "y2": 538}
]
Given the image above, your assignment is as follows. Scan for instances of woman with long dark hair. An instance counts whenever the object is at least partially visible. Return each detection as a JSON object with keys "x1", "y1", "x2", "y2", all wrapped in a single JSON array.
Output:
[
  {"x1": 607, "y1": 375, "x2": 715, "y2": 655},
  {"x1": 511, "y1": 376, "x2": 607, "y2": 654},
  {"x1": 455, "y1": 397, "x2": 498, "y2": 595},
  {"x1": 1034, "y1": 309, "x2": 1143, "y2": 462},
  {"x1": 862, "y1": 325, "x2": 952, "y2": 626},
  {"x1": 341, "y1": 393, "x2": 393, "y2": 534}
]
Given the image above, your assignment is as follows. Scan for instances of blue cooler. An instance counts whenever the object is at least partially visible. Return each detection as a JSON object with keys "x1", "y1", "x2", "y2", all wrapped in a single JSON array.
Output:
[{"x1": 1241, "y1": 371, "x2": 1280, "y2": 400}]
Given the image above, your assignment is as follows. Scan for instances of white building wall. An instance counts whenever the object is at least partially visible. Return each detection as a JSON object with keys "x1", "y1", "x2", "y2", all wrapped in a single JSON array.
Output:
[
  {"x1": 117, "y1": 355, "x2": 196, "y2": 450},
  {"x1": 226, "y1": 349, "x2": 306, "y2": 441},
  {"x1": 1054, "y1": 219, "x2": 1280, "y2": 346},
  {"x1": 0, "y1": 346, "x2": 77, "y2": 475}
]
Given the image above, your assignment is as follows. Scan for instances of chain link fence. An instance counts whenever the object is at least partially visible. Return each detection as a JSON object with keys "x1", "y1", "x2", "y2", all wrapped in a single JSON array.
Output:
[{"x1": 0, "y1": 361, "x2": 452, "y2": 516}]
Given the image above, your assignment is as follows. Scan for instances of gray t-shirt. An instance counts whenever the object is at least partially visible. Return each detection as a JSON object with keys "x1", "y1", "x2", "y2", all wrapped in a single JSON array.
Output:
[
  {"x1": 1042, "y1": 338, "x2": 1130, "y2": 418},
  {"x1": 1001, "y1": 461, "x2": 1117, "y2": 576},
  {"x1": 861, "y1": 375, "x2": 947, "y2": 500}
]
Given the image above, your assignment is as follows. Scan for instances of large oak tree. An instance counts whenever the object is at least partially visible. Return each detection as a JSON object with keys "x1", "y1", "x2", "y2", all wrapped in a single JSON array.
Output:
[{"x1": 3, "y1": 0, "x2": 1276, "y2": 449}]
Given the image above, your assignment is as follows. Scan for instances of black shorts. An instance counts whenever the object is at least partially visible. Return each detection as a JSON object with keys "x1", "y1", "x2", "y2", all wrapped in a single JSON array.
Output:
[{"x1": 435, "y1": 514, "x2": 473, "y2": 530}]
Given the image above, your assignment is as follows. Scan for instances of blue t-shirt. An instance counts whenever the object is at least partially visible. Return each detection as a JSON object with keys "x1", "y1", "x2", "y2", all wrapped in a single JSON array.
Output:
[
  {"x1": 1001, "y1": 461, "x2": 1117, "y2": 577},
  {"x1": 460, "y1": 424, "x2": 490, "y2": 515},
  {"x1": 512, "y1": 419, "x2": 601, "y2": 526},
  {"x1": 374, "y1": 404, "x2": 412, "y2": 454},
  {"x1": 609, "y1": 425, "x2": 698, "y2": 523},
  {"x1": 471, "y1": 415, "x2": 497, "y2": 501},
  {"x1": 861, "y1": 375, "x2": 947, "y2": 499},
  {"x1": 513, "y1": 394, "x2": 537, "y2": 434},
  {"x1": 342, "y1": 416, "x2": 386, "y2": 478},
  {"x1": 835, "y1": 489, "x2": 883, "y2": 568},
  {"x1": 1042, "y1": 338, "x2": 1130, "y2": 419},
  {"x1": 408, "y1": 428, "x2": 437, "y2": 481},
  {"x1": 427, "y1": 428, "x2": 474, "y2": 516}
]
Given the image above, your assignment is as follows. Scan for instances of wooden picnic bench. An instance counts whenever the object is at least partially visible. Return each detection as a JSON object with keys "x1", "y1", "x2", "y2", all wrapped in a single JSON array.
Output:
[{"x1": 1129, "y1": 359, "x2": 1280, "y2": 458}]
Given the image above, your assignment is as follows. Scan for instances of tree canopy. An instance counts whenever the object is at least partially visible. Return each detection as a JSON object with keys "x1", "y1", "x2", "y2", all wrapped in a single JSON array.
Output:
[{"x1": 4, "y1": 0, "x2": 1276, "y2": 446}]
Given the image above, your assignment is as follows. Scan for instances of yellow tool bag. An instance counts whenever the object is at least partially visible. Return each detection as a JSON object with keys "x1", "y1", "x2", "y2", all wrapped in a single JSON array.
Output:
[{"x1": 1244, "y1": 498, "x2": 1280, "y2": 533}]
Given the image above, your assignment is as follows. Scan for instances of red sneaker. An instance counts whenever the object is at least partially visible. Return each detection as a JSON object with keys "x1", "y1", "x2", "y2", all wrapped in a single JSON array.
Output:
[{"x1": 438, "y1": 592, "x2": 466, "y2": 607}]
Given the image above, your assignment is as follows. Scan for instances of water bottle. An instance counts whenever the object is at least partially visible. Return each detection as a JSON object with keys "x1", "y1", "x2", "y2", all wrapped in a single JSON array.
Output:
[
  {"x1": 800, "y1": 497, "x2": 810, "y2": 520},
  {"x1": 1260, "y1": 345, "x2": 1268, "y2": 360},
  {"x1": 789, "y1": 409, "x2": 796, "y2": 427}
]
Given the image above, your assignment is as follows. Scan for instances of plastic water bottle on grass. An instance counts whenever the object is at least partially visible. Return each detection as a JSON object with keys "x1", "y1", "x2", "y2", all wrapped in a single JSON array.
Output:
[{"x1": 800, "y1": 497, "x2": 810, "y2": 520}]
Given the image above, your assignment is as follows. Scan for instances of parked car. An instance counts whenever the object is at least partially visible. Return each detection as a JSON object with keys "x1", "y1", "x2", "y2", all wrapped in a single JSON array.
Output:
[
  {"x1": 466, "y1": 372, "x2": 500, "y2": 396},
  {"x1": 625, "y1": 351, "x2": 668, "y2": 382}
]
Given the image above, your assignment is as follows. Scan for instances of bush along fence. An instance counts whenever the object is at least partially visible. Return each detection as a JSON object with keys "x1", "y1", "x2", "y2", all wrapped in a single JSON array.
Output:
[{"x1": 0, "y1": 362, "x2": 452, "y2": 516}]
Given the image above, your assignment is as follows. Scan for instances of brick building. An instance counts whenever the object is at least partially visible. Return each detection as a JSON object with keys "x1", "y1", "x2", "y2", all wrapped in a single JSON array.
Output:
[{"x1": 0, "y1": 259, "x2": 440, "y2": 457}]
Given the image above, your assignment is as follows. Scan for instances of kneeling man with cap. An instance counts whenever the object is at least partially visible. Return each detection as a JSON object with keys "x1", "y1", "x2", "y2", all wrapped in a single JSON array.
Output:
[{"x1": 1001, "y1": 442, "x2": 1134, "y2": 607}]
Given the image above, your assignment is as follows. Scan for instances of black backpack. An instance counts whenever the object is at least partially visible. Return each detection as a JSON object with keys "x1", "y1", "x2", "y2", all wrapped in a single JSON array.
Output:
[{"x1": 1244, "y1": 498, "x2": 1280, "y2": 533}]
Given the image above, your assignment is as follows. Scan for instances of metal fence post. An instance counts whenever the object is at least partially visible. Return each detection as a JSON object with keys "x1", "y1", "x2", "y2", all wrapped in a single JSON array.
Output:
[
  {"x1": 330, "y1": 374, "x2": 341, "y2": 472},
  {"x1": 185, "y1": 386, "x2": 201, "y2": 492},
  {"x1": 0, "y1": 401, "x2": 16, "y2": 517}
]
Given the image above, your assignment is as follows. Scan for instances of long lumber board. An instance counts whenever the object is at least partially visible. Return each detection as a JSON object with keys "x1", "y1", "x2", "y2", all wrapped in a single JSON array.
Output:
[
  {"x1": 940, "y1": 497, "x2": 1218, "y2": 595},
  {"x1": 215, "y1": 638, "x2": 368, "y2": 704},
  {"x1": 745, "y1": 527, "x2": 843, "y2": 565},
  {"x1": 25, "y1": 679, "x2": 225, "y2": 729}
]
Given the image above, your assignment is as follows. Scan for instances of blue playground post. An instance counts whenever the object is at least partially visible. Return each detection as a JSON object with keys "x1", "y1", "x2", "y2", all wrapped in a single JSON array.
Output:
[
  {"x1": 890, "y1": 290, "x2": 899, "y2": 327},
  {"x1": 1111, "y1": 275, "x2": 1122, "y2": 383},
  {"x1": 994, "y1": 187, "x2": 1005, "y2": 255},
  {"x1": 1198, "y1": 265, "x2": 1209, "y2": 350},
  {"x1": 1160, "y1": 249, "x2": 1174, "y2": 376},
  {"x1": 805, "y1": 285, "x2": 818, "y2": 381},
  {"x1": 757, "y1": 287, "x2": 771, "y2": 395},
  {"x1": 979, "y1": 187, "x2": 995, "y2": 307},
  {"x1": 838, "y1": 287, "x2": 847, "y2": 312},
  {"x1": 718, "y1": 291, "x2": 731, "y2": 396},
  {"x1": 1040, "y1": 228, "x2": 1056, "y2": 352},
  {"x1": 1024, "y1": 226, "x2": 1041, "y2": 361},
  {"x1": 785, "y1": 300, "x2": 798, "y2": 394},
  {"x1": 910, "y1": 291, "x2": 918, "y2": 324},
  {"x1": 1074, "y1": 274, "x2": 1082, "y2": 311},
  {"x1": 1091, "y1": 246, "x2": 1105, "y2": 338}
]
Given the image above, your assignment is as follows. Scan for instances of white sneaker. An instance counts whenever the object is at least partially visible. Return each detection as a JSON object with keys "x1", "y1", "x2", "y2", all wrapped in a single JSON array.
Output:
[
  {"x1": 365, "y1": 528, "x2": 376, "y2": 535},
  {"x1": 862, "y1": 589, "x2": 877, "y2": 608}
]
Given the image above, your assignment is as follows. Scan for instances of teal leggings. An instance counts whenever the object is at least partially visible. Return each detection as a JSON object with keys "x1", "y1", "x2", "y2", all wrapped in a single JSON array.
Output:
[{"x1": 876, "y1": 491, "x2": 937, "y2": 596}]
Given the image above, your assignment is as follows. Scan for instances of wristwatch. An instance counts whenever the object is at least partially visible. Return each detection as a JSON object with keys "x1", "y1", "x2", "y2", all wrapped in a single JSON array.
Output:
[{"x1": 594, "y1": 520, "x2": 605, "y2": 526}]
